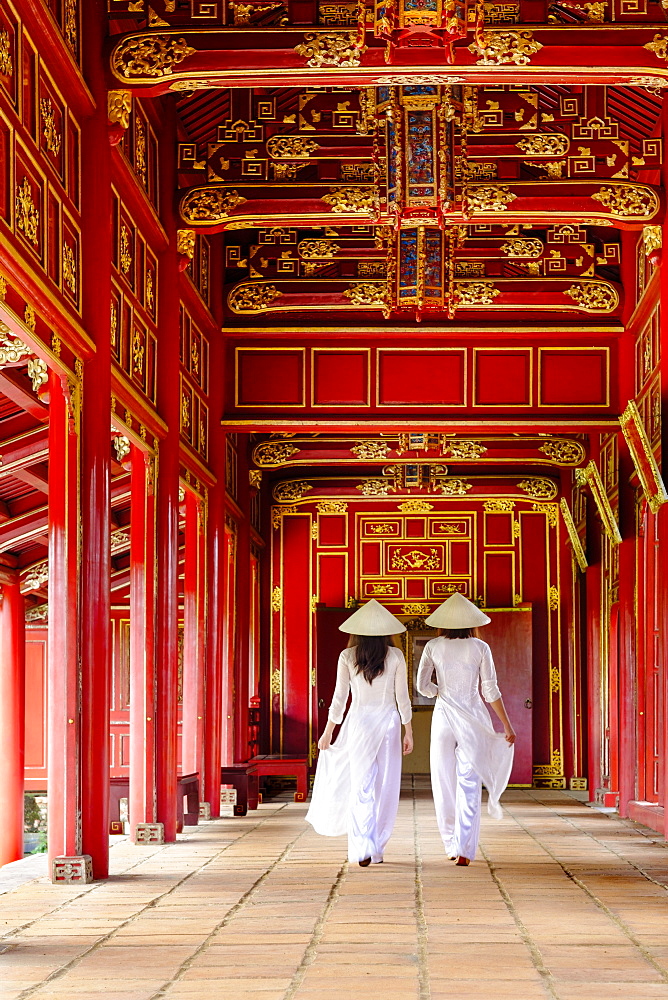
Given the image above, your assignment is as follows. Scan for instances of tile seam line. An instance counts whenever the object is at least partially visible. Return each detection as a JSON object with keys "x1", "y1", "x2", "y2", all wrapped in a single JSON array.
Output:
[
  {"x1": 522, "y1": 790, "x2": 668, "y2": 892},
  {"x1": 145, "y1": 822, "x2": 312, "y2": 1000},
  {"x1": 7, "y1": 804, "x2": 291, "y2": 998},
  {"x1": 500, "y1": 803, "x2": 668, "y2": 984},
  {"x1": 280, "y1": 858, "x2": 348, "y2": 1000},
  {"x1": 412, "y1": 776, "x2": 431, "y2": 1000},
  {"x1": 478, "y1": 842, "x2": 562, "y2": 1000}
]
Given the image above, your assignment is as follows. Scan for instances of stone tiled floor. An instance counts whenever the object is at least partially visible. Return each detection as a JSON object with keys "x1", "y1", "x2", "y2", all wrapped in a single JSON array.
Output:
[{"x1": 2, "y1": 783, "x2": 668, "y2": 1000}]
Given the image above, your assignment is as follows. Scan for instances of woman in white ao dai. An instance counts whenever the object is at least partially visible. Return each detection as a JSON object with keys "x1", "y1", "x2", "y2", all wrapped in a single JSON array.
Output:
[
  {"x1": 306, "y1": 600, "x2": 413, "y2": 866},
  {"x1": 417, "y1": 593, "x2": 516, "y2": 866}
]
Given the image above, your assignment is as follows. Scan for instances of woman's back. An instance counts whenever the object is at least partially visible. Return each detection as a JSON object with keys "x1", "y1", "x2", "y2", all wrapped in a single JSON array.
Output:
[
  {"x1": 329, "y1": 645, "x2": 412, "y2": 723},
  {"x1": 420, "y1": 636, "x2": 501, "y2": 706}
]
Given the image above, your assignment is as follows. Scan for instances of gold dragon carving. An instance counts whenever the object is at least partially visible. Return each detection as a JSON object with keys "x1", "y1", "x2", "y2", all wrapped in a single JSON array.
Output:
[
  {"x1": 516, "y1": 134, "x2": 569, "y2": 156},
  {"x1": 539, "y1": 440, "x2": 586, "y2": 465},
  {"x1": 228, "y1": 283, "x2": 283, "y2": 313},
  {"x1": 112, "y1": 34, "x2": 196, "y2": 79},
  {"x1": 441, "y1": 479, "x2": 473, "y2": 496},
  {"x1": 267, "y1": 135, "x2": 320, "y2": 159},
  {"x1": 351, "y1": 441, "x2": 391, "y2": 460},
  {"x1": 468, "y1": 30, "x2": 542, "y2": 66},
  {"x1": 294, "y1": 32, "x2": 365, "y2": 68},
  {"x1": 253, "y1": 442, "x2": 300, "y2": 467},
  {"x1": 181, "y1": 188, "x2": 247, "y2": 223},
  {"x1": 299, "y1": 240, "x2": 341, "y2": 259},
  {"x1": 455, "y1": 282, "x2": 501, "y2": 306},
  {"x1": 467, "y1": 185, "x2": 517, "y2": 212},
  {"x1": 564, "y1": 282, "x2": 619, "y2": 312},
  {"x1": 343, "y1": 283, "x2": 387, "y2": 307},
  {"x1": 322, "y1": 187, "x2": 377, "y2": 213},
  {"x1": 517, "y1": 478, "x2": 558, "y2": 500},
  {"x1": 443, "y1": 440, "x2": 488, "y2": 459},
  {"x1": 591, "y1": 184, "x2": 659, "y2": 219},
  {"x1": 273, "y1": 481, "x2": 313, "y2": 502},
  {"x1": 501, "y1": 238, "x2": 543, "y2": 258}
]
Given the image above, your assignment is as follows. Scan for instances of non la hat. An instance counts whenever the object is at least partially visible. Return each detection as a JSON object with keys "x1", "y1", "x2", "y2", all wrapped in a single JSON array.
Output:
[
  {"x1": 425, "y1": 592, "x2": 491, "y2": 629},
  {"x1": 339, "y1": 599, "x2": 407, "y2": 636}
]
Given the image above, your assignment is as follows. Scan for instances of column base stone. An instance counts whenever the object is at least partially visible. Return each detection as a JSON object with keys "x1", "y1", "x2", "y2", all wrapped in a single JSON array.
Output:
[
  {"x1": 199, "y1": 802, "x2": 211, "y2": 820},
  {"x1": 51, "y1": 855, "x2": 94, "y2": 884},
  {"x1": 134, "y1": 822, "x2": 164, "y2": 844}
]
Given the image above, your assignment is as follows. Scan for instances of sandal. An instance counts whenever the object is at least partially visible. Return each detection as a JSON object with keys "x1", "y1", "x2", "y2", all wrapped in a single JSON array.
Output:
[
  {"x1": 455, "y1": 856, "x2": 470, "y2": 866},
  {"x1": 359, "y1": 857, "x2": 371, "y2": 867}
]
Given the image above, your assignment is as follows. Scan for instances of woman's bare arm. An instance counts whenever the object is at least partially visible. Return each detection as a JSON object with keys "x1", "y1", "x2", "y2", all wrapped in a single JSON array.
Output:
[{"x1": 488, "y1": 697, "x2": 516, "y2": 744}]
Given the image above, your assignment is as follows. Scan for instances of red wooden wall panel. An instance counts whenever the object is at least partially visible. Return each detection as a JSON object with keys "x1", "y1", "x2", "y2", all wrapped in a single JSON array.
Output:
[{"x1": 377, "y1": 350, "x2": 466, "y2": 406}]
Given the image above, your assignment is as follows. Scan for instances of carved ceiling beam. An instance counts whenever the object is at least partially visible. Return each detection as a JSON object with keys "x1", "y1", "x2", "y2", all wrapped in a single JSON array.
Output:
[
  {"x1": 0, "y1": 428, "x2": 49, "y2": 474},
  {"x1": 109, "y1": 27, "x2": 668, "y2": 92},
  {"x1": 0, "y1": 504, "x2": 48, "y2": 551}
]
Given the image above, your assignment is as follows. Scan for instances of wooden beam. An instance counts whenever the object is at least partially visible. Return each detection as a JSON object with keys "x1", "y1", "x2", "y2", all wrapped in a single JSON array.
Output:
[{"x1": 0, "y1": 371, "x2": 49, "y2": 422}]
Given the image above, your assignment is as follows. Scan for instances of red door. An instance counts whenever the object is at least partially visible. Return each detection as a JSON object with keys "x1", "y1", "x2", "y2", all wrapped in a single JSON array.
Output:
[
  {"x1": 482, "y1": 606, "x2": 533, "y2": 786},
  {"x1": 314, "y1": 607, "x2": 350, "y2": 744}
]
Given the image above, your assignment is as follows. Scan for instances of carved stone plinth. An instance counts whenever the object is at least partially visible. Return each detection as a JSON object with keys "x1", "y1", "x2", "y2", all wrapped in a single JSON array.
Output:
[
  {"x1": 51, "y1": 855, "x2": 93, "y2": 884},
  {"x1": 134, "y1": 822, "x2": 164, "y2": 844},
  {"x1": 199, "y1": 802, "x2": 211, "y2": 820}
]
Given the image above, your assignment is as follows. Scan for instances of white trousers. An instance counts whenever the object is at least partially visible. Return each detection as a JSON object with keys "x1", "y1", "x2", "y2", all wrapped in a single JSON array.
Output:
[
  {"x1": 348, "y1": 712, "x2": 402, "y2": 863},
  {"x1": 430, "y1": 705, "x2": 482, "y2": 861}
]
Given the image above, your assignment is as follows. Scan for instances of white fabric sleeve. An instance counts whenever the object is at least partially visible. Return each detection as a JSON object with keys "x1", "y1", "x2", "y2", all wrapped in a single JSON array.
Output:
[
  {"x1": 393, "y1": 649, "x2": 412, "y2": 724},
  {"x1": 479, "y1": 642, "x2": 502, "y2": 703},
  {"x1": 328, "y1": 651, "x2": 351, "y2": 724},
  {"x1": 417, "y1": 642, "x2": 438, "y2": 699}
]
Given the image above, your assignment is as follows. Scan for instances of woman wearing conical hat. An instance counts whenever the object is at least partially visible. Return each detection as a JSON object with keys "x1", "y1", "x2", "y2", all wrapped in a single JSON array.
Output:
[
  {"x1": 417, "y1": 592, "x2": 515, "y2": 867},
  {"x1": 305, "y1": 599, "x2": 413, "y2": 866}
]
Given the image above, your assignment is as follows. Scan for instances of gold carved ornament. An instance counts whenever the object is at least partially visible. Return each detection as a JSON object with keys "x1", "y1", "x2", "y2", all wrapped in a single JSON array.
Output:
[
  {"x1": 484, "y1": 499, "x2": 514, "y2": 512},
  {"x1": 228, "y1": 283, "x2": 283, "y2": 313},
  {"x1": 581, "y1": 461, "x2": 622, "y2": 544},
  {"x1": 538, "y1": 440, "x2": 586, "y2": 465},
  {"x1": 467, "y1": 185, "x2": 517, "y2": 213},
  {"x1": 351, "y1": 441, "x2": 391, "y2": 460},
  {"x1": 15, "y1": 178, "x2": 39, "y2": 246},
  {"x1": 619, "y1": 400, "x2": 668, "y2": 514},
  {"x1": 299, "y1": 240, "x2": 341, "y2": 259},
  {"x1": 564, "y1": 282, "x2": 618, "y2": 313},
  {"x1": 271, "y1": 586, "x2": 282, "y2": 613},
  {"x1": 559, "y1": 498, "x2": 588, "y2": 572},
  {"x1": 270, "y1": 668, "x2": 281, "y2": 695},
  {"x1": 591, "y1": 185, "x2": 660, "y2": 220},
  {"x1": 643, "y1": 225, "x2": 662, "y2": 257},
  {"x1": 177, "y1": 229, "x2": 196, "y2": 258},
  {"x1": 271, "y1": 504, "x2": 299, "y2": 528},
  {"x1": 40, "y1": 99, "x2": 61, "y2": 155},
  {"x1": 343, "y1": 283, "x2": 387, "y2": 308},
  {"x1": 357, "y1": 478, "x2": 395, "y2": 497},
  {"x1": 267, "y1": 135, "x2": 320, "y2": 159},
  {"x1": 62, "y1": 244, "x2": 77, "y2": 296},
  {"x1": 391, "y1": 548, "x2": 441, "y2": 571},
  {"x1": 273, "y1": 481, "x2": 312, "y2": 502},
  {"x1": 441, "y1": 479, "x2": 473, "y2": 496},
  {"x1": 27, "y1": 358, "x2": 48, "y2": 394},
  {"x1": 516, "y1": 134, "x2": 569, "y2": 157},
  {"x1": 644, "y1": 34, "x2": 668, "y2": 62},
  {"x1": 397, "y1": 499, "x2": 433, "y2": 512},
  {"x1": 0, "y1": 30, "x2": 12, "y2": 76},
  {"x1": 501, "y1": 238, "x2": 543, "y2": 258},
  {"x1": 181, "y1": 188, "x2": 247, "y2": 224},
  {"x1": 531, "y1": 502, "x2": 559, "y2": 528},
  {"x1": 0, "y1": 328, "x2": 32, "y2": 366},
  {"x1": 443, "y1": 440, "x2": 487, "y2": 460},
  {"x1": 112, "y1": 34, "x2": 196, "y2": 79},
  {"x1": 294, "y1": 32, "x2": 365, "y2": 69},
  {"x1": 0, "y1": 275, "x2": 6, "y2": 299},
  {"x1": 120, "y1": 226, "x2": 132, "y2": 274},
  {"x1": 108, "y1": 91, "x2": 132, "y2": 130},
  {"x1": 317, "y1": 500, "x2": 348, "y2": 513},
  {"x1": 468, "y1": 30, "x2": 542, "y2": 66},
  {"x1": 548, "y1": 585, "x2": 559, "y2": 612},
  {"x1": 321, "y1": 187, "x2": 378, "y2": 214},
  {"x1": 517, "y1": 478, "x2": 558, "y2": 500},
  {"x1": 112, "y1": 435, "x2": 131, "y2": 463},
  {"x1": 24, "y1": 304, "x2": 36, "y2": 332},
  {"x1": 253, "y1": 441, "x2": 300, "y2": 467},
  {"x1": 454, "y1": 282, "x2": 500, "y2": 307},
  {"x1": 402, "y1": 604, "x2": 431, "y2": 615}
]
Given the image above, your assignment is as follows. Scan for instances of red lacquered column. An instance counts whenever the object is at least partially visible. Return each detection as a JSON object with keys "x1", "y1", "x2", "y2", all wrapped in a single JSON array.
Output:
[
  {"x1": 0, "y1": 574, "x2": 25, "y2": 866},
  {"x1": 181, "y1": 491, "x2": 206, "y2": 780},
  {"x1": 203, "y1": 480, "x2": 224, "y2": 816},
  {"x1": 47, "y1": 372, "x2": 81, "y2": 862},
  {"x1": 234, "y1": 497, "x2": 251, "y2": 765},
  {"x1": 129, "y1": 447, "x2": 157, "y2": 836}
]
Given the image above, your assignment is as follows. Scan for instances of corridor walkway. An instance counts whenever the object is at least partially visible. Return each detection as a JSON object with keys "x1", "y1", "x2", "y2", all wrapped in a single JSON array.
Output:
[{"x1": 2, "y1": 784, "x2": 668, "y2": 1000}]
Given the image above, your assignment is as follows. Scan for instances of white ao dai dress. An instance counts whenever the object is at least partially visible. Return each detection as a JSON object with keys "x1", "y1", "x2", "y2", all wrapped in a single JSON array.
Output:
[
  {"x1": 306, "y1": 645, "x2": 412, "y2": 863},
  {"x1": 417, "y1": 637, "x2": 513, "y2": 860}
]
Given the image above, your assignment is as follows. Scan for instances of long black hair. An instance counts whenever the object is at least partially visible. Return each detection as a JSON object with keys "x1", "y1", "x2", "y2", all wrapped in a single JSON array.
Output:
[
  {"x1": 439, "y1": 627, "x2": 476, "y2": 639},
  {"x1": 347, "y1": 634, "x2": 391, "y2": 684}
]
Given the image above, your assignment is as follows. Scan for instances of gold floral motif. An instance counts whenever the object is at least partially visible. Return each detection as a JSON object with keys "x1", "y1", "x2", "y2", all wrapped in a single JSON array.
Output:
[
  {"x1": 367, "y1": 523, "x2": 397, "y2": 534},
  {"x1": 538, "y1": 440, "x2": 585, "y2": 465},
  {"x1": 559, "y1": 498, "x2": 588, "y2": 572},
  {"x1": 181, "y1": 188, "x2": 247, "y2": 223},
  {"x1": 357, "y1": 478, "x2": 395, "y2": 497},
  {"x1": 132, "y1": 331, "x2": 144, "y2": 376},
  {"x1": 247, "y1": 469, "x2": 262, "y2": 491},
  {"x1": 146, "y1": 271, "x2": 154, "y2": 311},
  {"x1": 27, "y1": 357, "x2": 47, "y2": 394},
  {"x1": 15, "y1": 177, "x2": 39, "y2": 246},
  {"x1": 294, "y1": 32, "x2": 364, "y2": 68},
  {"x1": 351, "y1": 440, "x2": 391, "y2": 460},
  {"x1": 564, "y1": 282, "x2": 618, "y2": 313},
  {"x1": 644, "y1": 33, "x2": 668, "y2": 62},
  {"x1": 177, "y1": 230, "x2": 196, "y2": 259},
  {"x1": 113, "y1": 435, "x2": 131, "y2": 463},
  {"x1": 228, "y1": 283, "x2": 283, "y2": 313},
  {"x1": 317, "y1": 500, "x2": 348, "y2": 513},
  {"x1": 299, "y1": 240, "x2": 341, "y2": 259},
  {"x1": 271, "y1": 504, "x2": 299, "y2": 528},
  {"x1": 64, "y1": 0, "x2": 77, "y2": 52},
  {"x1": 500, "y1": 238, "x2": 543, "y2": 258},
  {"x1": 267, "y1": 135, "x2": 320, "y2": 159},
  {"x1": 455, "y1": 282, "x2": 500, "y2": 306},
  {"x1": 517, "y1": 478, "x2": 558, "y2": 500},
  {"x1": 111, "y1": 303, "x2": 118, "y2": 345},
  {"x1": 549, "y1": 667, "x2": 561, "y2": 692},
  {"x1": 0, "y1": 330, "x2": 32, "y2": 365},
  {"x1": 181, "y1": 393, "x2": 190, "y2": 430},
  {"x1": 443, "y1": 440, "x2": 487, "y2": 460},
  {"x1": 135, "y1": 116, "x2": 147, "y2": 185},
  {"x1": 484, "y1": 499, "x2": 515, "y2": 512},
  {"x1": 531, "y1": 502, "x2": 559, "y2": 527},
  {"x1": 24, "y1": 305, "x2": 36, "y2": 332},
  {"x1": 322, "y1": 187, "x2": 377, "y2": 213},
  {"x1": 253, "y1": 441, "x2": 300, "y2": 467},
  {"x1": 643, "y1": 225, "x2": 662, "y2": 257},
  {"x1": 270, "y1": 668, "x2": 281, "y2": 695},
  {"x1": 120, "y1": 226, "x2": 132, "y2": 274},
  {"x1": 40, "y1": 98, "x2": 61, "y2": 155},
  {"x1": 343, "y1": 283, "x2": 387, "y2": 307},
  {"x1": 273, "y1": 480, "x2": 313, "y2": 502},
  {"x1": 516, "y1": 134, "x2": 569, "y2": 156},
  {"x1": 548, "y1": 585, "x2": 559, "y2": 611},
  {"x1": 108, "y1": 90, "x2": 132, "y2": 129},
  {"x1": 441, "y1": 479, "x2": 473, "y2": 496},
  {"x1": 62, "y1": 244, "x2": 77, "y2": 296},
  {"x1": 468, "y1": 30, "x2": 542, "y2": 66},
  {"x1": 0, "y1": 30, "x2": 11, "y2": 76},
  {"x1": 0, "y1": 275, "x2": 6, "y2": 300},
  {"x1": 391, "y1": 548, "x2": 440, "y2": 571},
  {"x1": 402, "y1": 604, "x2": 431, "y2": 615},
  {"x1": 591, "y1": 184, "x2": 659, "y2": 220},
  {"x1": 112, "y1": 34, "x2": 196, "y2": 79},
  {"x1": 467, "y1": 185, "x2": 517, "y2": 213},
  {"x1": 368, "y1": 584, "x2": 395, "y2": 595}
]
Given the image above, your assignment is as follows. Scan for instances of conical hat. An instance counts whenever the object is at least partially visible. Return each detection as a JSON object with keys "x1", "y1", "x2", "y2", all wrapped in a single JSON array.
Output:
[
  {"x1": 339, "y1": 599, "x2": 406, "y2": 636},
  {"x1": 425, "y1": 592, "x2": 491, "y2": 629}
]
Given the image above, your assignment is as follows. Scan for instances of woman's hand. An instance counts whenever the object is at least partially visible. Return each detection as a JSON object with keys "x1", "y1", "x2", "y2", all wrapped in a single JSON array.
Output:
[
  {"x1": 403, "y1": 726, "x2": 414, "y2": 755},
  {"x1": 318, "y1": 733, "x2": 332, "y2": 751},
  {"x1": 504, "y1": 727, "x2": 516, "y2": 745}
]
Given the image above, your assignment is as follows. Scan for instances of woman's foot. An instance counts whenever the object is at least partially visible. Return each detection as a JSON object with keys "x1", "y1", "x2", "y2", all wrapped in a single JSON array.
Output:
[
  {"x1": 455, "y1": 856, "x2": 470, "y2": 866},
  {"x1": 359, "y1": 857, "x2": 371, "y2": 867}
]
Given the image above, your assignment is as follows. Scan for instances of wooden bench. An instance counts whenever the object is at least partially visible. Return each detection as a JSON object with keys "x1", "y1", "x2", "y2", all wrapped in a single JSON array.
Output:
[
  {"x1": 108, "y1": 773, "x2": 200, "y2": 833},
  {"x1": 246, "y1": 755, "x2": 309, "y2": 803},
  {"x1": 220, "y1": 764, "x2": 259, "y2": 816}
]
